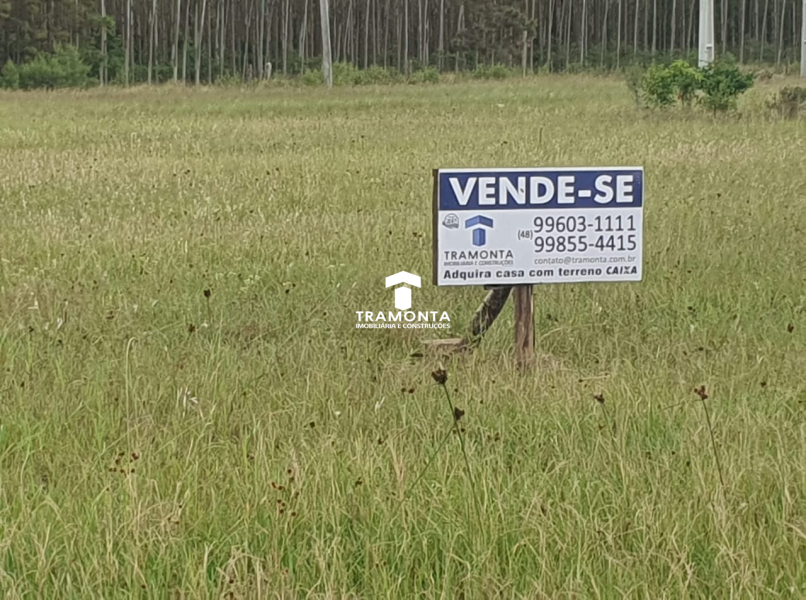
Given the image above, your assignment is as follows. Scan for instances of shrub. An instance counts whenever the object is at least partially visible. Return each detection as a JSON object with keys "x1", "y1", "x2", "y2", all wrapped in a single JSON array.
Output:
[
  {"x1": 408, "y1": 66, "x2": 440, "y2": 84},
  {"x1": 667, "y1": 60, "x2": 702, "y2": 107},
  {"x1": 698, "y1": 61, "x2": 755, "y2": 112},
  {"x1": 0, "y1": 59, "x2": 20, "y2": 90},
  {"x1": 637, "y1": 59, "x2": 754, "y2": 112},
  {"x1": 765, "y1": 86, "x2": 806, "y2": 119},
  {"x1": 641, "y1": 64, "x2": 676, "y2": 107},
  {"x1": 332, "y1": 62, "x2": 360, "y2": 85},
  {"x1": 300, "y1": 68, "x2": 323, "y2": 86},
  {"x1": 18, "y1": 44, "x2": 91, "y2": 90},
  {"x1": 215, "y1": 73, "x2": 243, "y2": 87},
  {"x1": 472, "y1": 64, "x2": 514, "y2": 80},
  {"x1": 354, "y1": 65, "x2": 401, "y2": 85}
]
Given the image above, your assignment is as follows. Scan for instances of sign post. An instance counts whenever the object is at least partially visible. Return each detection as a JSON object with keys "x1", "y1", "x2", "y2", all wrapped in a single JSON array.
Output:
[
  {"x1": 513, "y1": 285, "x2": 534, "y2": 369},
  {"x1": 431, "y1": 167, "x2": 644, "y2": 368}
]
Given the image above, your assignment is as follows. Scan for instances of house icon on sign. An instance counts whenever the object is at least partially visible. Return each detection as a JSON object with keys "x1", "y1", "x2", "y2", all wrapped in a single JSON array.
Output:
[
  {"x1": 385, "y1": 271, "x2": 421, "y2": 311},
  {"x1": 465, "y1": 215, "x2": 494, "y2": 247}
]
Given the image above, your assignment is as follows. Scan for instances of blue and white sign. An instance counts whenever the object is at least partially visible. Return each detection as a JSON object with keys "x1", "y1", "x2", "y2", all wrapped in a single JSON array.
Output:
[{"x1": 433, "y1": 167, "x2": 644, "y2": 286}]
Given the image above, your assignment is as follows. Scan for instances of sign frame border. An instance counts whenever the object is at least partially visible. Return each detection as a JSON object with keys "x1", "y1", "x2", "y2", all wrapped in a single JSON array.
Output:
[{"x1": 431, "y1": 166, "x2": 645, "y2": 288}]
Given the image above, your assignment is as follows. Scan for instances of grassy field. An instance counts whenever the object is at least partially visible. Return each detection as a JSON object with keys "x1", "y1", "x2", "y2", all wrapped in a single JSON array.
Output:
[{"x1": 0, "y1": 76, "x2": 805, "y2": 598}]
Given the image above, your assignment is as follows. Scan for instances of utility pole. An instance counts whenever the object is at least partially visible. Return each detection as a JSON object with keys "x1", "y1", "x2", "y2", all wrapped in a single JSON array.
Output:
[
  {"x1": 698, "y1": 0, "x2": 715, "y2": 67},
  {"x1": 320, "y1": 0, "x2": 333, "y2": 87}
]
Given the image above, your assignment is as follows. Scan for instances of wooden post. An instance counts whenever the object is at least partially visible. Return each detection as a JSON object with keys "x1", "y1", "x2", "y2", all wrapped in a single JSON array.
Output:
[
  {"x1": 423, "y1": 286, "x2": 512, "y2": 355},
  {"x1": 513, "y1": 285, "x2": 534, "y2": 369},
  {"x1": 466, "y1": 286, "x2": 512, "y2": 343}
]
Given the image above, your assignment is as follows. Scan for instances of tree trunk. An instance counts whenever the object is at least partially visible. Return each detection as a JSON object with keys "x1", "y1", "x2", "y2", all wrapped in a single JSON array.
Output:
[
  {"x1": 643, "y1": 0, "x2": 649, "y2": 50},
  {"x1": 456, "y1": 2, "x2": 464, "y2": 71},
  {"x1": 283, "y1": 0, "x2": 290, "y2": 73},
  {"x1": 616, "y1": 0, "x2": 622, "y2": 67},
  {"x1": 148, "y1": 0, "x2": 157, "y2": 84},
  {"x1": 801, "y1": 0, "x2": 806, "y2": 77},
  {"x1": 217, "y1": 0, "x2": 224, "y2": 77},
  {"x1": 395, "y1": 6, "x2": 403, "y2": 72},
  {"x1": 320, "y1": 0, "x2": 333, "y2": 85},
  {"x1": 530, "y1": 0, "x2": 536, "y2": 72},
  {"x1": 740, "y1": 0, "x2": 746, "y2": 61},
  {"x1": 300, "y1": 0, "x2": 308, "y2": 73},
  {"x1": 601, "y1": 0, "x2": 609, "y2": 66},
  {"x1": 722, "y1": 0, "x2": 729, "y2": 54},
  {"x1": 438, "y1": 0, "x2": 444, "y2": 69},
  {"x1": 124, "y1": 0, "x2": 132, "y2": 85},
  {"x1": 760, "y1": 0, "x2": 768, "y2": 61},
  {"x1": 546, "y1": 0, "x2": 553, "y2": 70},
  {"x1": 231, "y1": 0, "x2": 236, "y2": 74},
  {"x1": 242, "y1": 2, "x2": 252, "y2": 80},
  {"x1": 347, "y1": 0, "x2": 354, "y2": 64},
  {"x1": 267, "y1": 0, "x2": 275, "y2": 76},
  {"x1": 194, "y1": 0, "x2": 208, "y2": 85},
  {"x1": 522, "y1": 30, "x2": 528, "y2": 74},
  {"x1": 564, "y1": 0, "x2": 572, "y2": 68},
  {"x1": 173, "y1": 0, "x2": 181, "y2": 81},
  {"x1": 258, "y1": 0, "x2": 266, "y2": 78},
  {"x1": 423, "y1": 0, "x2": 429, "y2": 66},
  {"x1": 417, "y1": 0, "x2": 424, "y2": 66},
  {"x1": 364, "y1": 0, "x2": 370, "y2": 68},
  {"x1": 687, "y1": 0, "x2": 696, "y2": 52},
  {"x1": 384, "y1": 0, "x2": 390, "y2": 68},
  {"x1": 581, "y1": 0, "x2": 587, "y2": 64},
  {"x1": 776, "y1": 0, "x2": 785, "y2": 65},
  {"x1": 652, "y1": 0, "x2": 657, "y2": 54},
  {"x1": 670, "y1": 0, "x2": 676, "y2": 53},
  {"x1": 182, "y1": 0, "x2": 190, "y2": 81},
  {"x1": 100, "y1": 0, "x2": 107, "y2": 85},
  {"x1": 404, "y1": 0, "x2": 409, "y2": 74},
  {"x1": 207, "y1": 3, "x2": 212, "y2": 82}
]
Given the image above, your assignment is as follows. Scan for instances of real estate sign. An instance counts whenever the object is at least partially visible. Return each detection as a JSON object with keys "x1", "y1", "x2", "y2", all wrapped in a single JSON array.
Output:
[{"x1": 432, "y1": 167, "x2": 644, "y2": 287}]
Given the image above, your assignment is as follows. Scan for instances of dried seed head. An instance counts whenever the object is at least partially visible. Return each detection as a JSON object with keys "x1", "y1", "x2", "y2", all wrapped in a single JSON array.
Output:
[{"x1": 431, "y1": 369, "x2": 448, "y2": 385}]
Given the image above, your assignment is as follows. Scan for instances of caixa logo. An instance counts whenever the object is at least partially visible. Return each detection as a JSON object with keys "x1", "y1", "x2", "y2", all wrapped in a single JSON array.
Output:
[
  {"x1": 355, "y1": 271, "x2": 451, "y2": 330},
  {"x1": 465, "y1": 215, "x2": 493, "y2": 247}
]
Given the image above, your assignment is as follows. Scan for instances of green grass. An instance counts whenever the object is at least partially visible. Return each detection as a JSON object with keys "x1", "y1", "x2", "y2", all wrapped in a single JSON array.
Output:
[{"x1": 0, "y1": 76, "x2": 805, "y2": 598}]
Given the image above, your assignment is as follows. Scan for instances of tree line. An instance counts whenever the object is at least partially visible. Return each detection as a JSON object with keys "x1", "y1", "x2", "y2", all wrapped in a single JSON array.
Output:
[{"x1": 0, "y1": 0, "x2": 803, "y2": 86}]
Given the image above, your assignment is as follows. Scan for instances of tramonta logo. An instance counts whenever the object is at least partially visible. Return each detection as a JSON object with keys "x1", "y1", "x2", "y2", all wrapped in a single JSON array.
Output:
[
  {"x1": 385, "y1": 271, "x2": 421, "y2": 310},
  {"x1": 354, "y1": 271, "x2": 451, "y2": 330}
]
